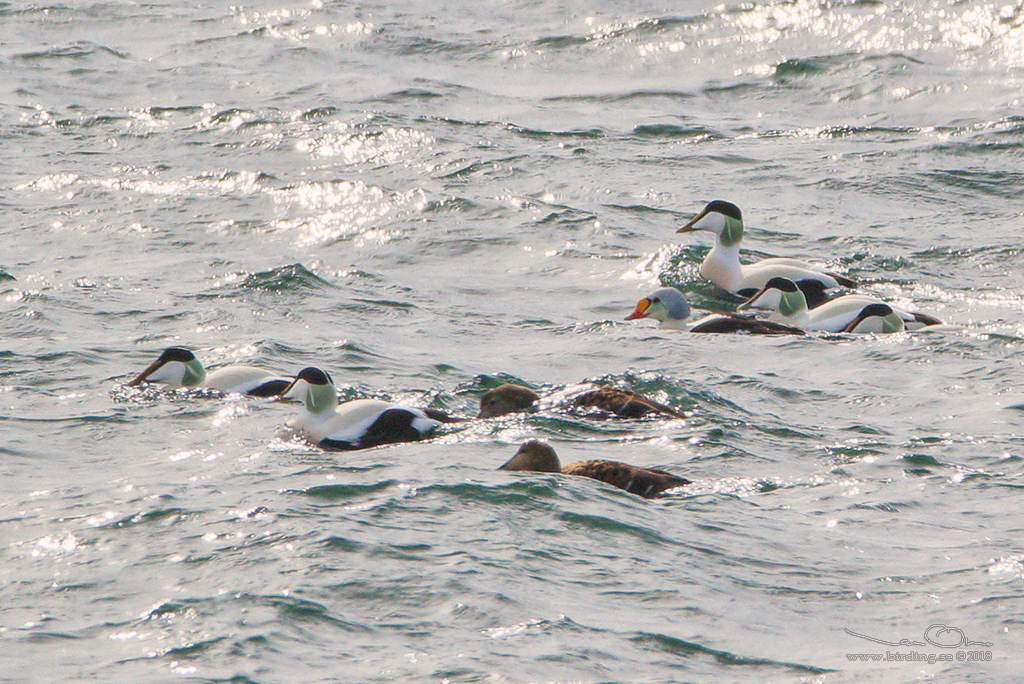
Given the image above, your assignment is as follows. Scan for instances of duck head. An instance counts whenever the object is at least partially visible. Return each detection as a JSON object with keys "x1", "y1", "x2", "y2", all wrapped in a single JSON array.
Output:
[
  {"x1": 796, "y1": 280, "x2": 830, "y2": 309},
  {"x1": 128, "y1": 347, "x2": 206, "y2": 388},
  {"x1": 626, "y1": 287, "x2": 691, "y2": 325},
  {"x1": 843, "y1": 303, "x2": 906, "y2": 334},
  {"x1": 282, "y1": 367, "x2": 338, "y2": 414},
  {"x1": 498, "y1": 440, "x2": 561, "y2": 473},
  {"x1": 478, "y1": 384, "x2": 541, "y2": 419},
  {"x1": 738, "y1": 277, "x2": 808, "y2": 317},
  {"x1": 677, "y1": 200, "x2": 744, "y2": 247}
]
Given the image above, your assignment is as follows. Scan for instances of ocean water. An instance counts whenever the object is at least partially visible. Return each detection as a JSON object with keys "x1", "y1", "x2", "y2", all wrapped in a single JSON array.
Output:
[{"x1": 2, "y1": 0, "x2": 1023, "y2": 681}]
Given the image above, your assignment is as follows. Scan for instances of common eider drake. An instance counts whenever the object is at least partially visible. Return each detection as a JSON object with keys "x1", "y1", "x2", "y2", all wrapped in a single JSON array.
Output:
[
  {"x1": 477, "y1": 383, "x2": 684, "y2": 420},
  {"x1": 128, "y1": 347, "x2": 292, "y2": 397},
  {"x1": 498, "y1": 440, "x2": 690, "y2": 499},
  {"x1": 282, "y1": 367, "x2": 441, "y2": 450},
  {"x1": 677, "y1": 200, "x2": 855, "y2": 300},
  {"x1": 626, "y1": 286, "x2": 805, "y2": 335},
  {"x1": 739, "y1": 277, "x2": 941, "y2": 332}
]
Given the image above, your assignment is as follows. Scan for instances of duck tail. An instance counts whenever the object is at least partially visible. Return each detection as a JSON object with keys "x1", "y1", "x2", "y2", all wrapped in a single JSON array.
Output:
[{"x1": 827, "y1": 271, "x2": 857, "y2": 288}]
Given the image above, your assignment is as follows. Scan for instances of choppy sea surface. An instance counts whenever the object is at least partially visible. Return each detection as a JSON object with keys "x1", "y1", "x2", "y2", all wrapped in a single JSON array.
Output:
[{"x1": 2, "y1": 1, "x2": 1024, "y2": 681}]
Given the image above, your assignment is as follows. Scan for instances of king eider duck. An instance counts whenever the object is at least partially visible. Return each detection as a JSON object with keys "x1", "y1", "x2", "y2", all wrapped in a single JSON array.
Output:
[
  {"x1": 498, "y1": 440, "x2": 690, "y2": 499},
  {"x1": 128, "y1": 347, "x2": 292, "y2": 397},
  {"x1": 626, "y1": 287, "x2": 805, "y2": 335},
  {"x1": 738, "y1": 277, "x2": 942, "y2": 332},
  {"x1": 677, "y1": 200, "x2": 855, "y2": 301},
  {"x1": 478, "y1": 383, "x2": 684, "y2": 420},
  {"x1": 282, "y1": 367, "x2": 441, "y2": 450}
]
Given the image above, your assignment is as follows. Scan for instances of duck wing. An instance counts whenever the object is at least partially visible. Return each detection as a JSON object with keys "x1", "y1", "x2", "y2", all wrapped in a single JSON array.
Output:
[
  {"x1": 317, "y1": 403, "x2": 441, "y2": 450},
  {"x1": 563, "y1": 460, "x2": 690, "y2": 498},
  {"x1": 572, "y1": 387, "x2": 684, "y2": 419},
  {"x1": 246, "y1": 378, "x2": 293, "y2": 397},
  {"x1": 902, "y1": 310, "x2": 943, "y2": 328}
]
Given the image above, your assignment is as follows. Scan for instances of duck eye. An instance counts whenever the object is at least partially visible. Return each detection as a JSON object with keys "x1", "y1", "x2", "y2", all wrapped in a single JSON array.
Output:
[{"x1": 651, "y1": 297, "x2": 660, "y2": 303}]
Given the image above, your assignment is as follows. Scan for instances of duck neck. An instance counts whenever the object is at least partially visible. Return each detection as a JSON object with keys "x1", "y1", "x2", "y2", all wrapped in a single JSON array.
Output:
[
  {"x1": 777, "y1": 290, "x2": 808, "y2": 319},
  {"x1": 701, "y1": 241, "x2": 743, "y2": 292},
  {"x1": 306, "y1": 384, "x2": 338, "y2": 415},
  {"x1": 882, "y1": 314, "x2": 904, "y2": 333},
  {"x1": 183, "y1": 359, "x2": 206, "y2": 387},
  {"x1": 659, "y1": 318, "x2": 691, "y2": 331},
  {"x1": 721, "y1": 216, "x2": 743, "y2": 247}
]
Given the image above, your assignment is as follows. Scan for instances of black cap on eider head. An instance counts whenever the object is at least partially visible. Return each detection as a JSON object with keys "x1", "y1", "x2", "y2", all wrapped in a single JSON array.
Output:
[
  {"x1": 160, "y1": 347, "x2": 196, "y2": 363},
  {"x1": 796, "y1": 280, "x2": 830, "y2": 308},
  {"x1": 127, "y1": 346, "x2": 198, "y2": 386},
  {"x1": 763, "y1": 277, "x2": 799, "y2": 292},
  {"x1": 858, "y1": 303, "x2": 894, "y2": 317},
  {"x1": 704, "y1": 200, "x2": 741, "y2": 221},
  {"x1": 295, "y1": 367, "x2": 333, "y2": 386}
]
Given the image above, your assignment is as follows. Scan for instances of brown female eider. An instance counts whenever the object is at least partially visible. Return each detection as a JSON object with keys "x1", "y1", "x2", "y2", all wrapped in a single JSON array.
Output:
[
  {"x1": 498, "y1": 440, "x2": 690, "y2": 499},
  {"x1": 477, "y1": 383, "x2": 684, "y2": 420}
]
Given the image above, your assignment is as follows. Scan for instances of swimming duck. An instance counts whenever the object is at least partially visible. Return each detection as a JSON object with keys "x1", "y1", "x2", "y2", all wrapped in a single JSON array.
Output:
[
  {"x1": 128, "y1": 347, "x2": 292, "y2": 397},
  {"x1": 739, "y1": 277, "x2": 941, "y2": 332},
  {"x1": 677, "y1": 200, "x2": 856, "y2": 298},
  {"x1": 498, "y1": 440, "x2": 690, "y2": 498},
  {"x1": 282, "y1": 367, "x2": 441, "y2": 450},
  {"x1": 626, "y1": 287, "x2": 805, "y2": 335},
  {"x1": 477, "y1": 383, "x2": 684, "y2": 420}
]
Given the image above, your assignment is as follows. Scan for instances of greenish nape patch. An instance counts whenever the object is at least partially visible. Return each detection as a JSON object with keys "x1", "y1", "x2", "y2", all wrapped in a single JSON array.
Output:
[
  {"x1": 778, "y1": 290, "x2": 806, "y2": 318},
  {"x1": 648, "y1": 300, "x2": 667, "y2": 322},
  {"x1": 307, "y1": 383, "x2": 338, "y2": 414},
  {"x1": 183, "y1": 359, "x2": 206, "y2": 387},
  {"x1": 721, "y1": 215, "x2": 744, "y2": 247},
  {"x1": 883, "y1": 313, "x2": 904, "y2": 333}
]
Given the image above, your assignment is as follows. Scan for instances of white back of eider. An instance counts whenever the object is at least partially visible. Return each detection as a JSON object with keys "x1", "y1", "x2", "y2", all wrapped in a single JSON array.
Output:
[
  {"x1": 739, "y1": 260, "x2": 844, "y2": 292},
  {"x1": 296, "y1": 398, "x2": 392, "y2": 443},
  {"x1": 782, "y1": 294, "x2": 932, "y2": 332},
  {"x1": 296, "y1": 399, "x2": 439, "y2": 444},
  {"x1": 769, "y1": 295, "x2": 870, "y2": 332},
  {"x1": 203, "y1": 366, "x2": 283, "y2": 393},
  {"x1": 806, "y1": 293, "x2": 933, "y2": 330},
  {"x1": 701, "y1": 243, "x2": 841, "y2": 294}
]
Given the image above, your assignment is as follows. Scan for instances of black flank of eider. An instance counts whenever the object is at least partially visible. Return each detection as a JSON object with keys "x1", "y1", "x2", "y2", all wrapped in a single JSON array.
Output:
[
  {"x1": 826, "y1": 271, "x2": 858, "y2": 288},
  {"x1": 422, "y1": 408, "x2": 468, "y2": 423},
  {"x1": 690, "y1": 314, "x2": 805, "y2": 336},
  {"x1": 246, "y1": 379, "x2": 292, "y2": 398},
  {"x1": 320, "y1": 408, "x2": 437, "y2": 451},
  {"x1": 910, "y1": 311, "x2": 943, "y2": 327}
]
